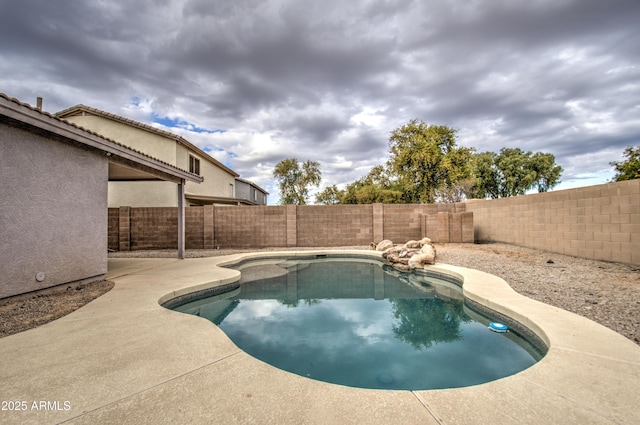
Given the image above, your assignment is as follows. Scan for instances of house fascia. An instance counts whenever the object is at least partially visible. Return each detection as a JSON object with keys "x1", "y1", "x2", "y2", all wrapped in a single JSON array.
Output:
[{"x1": 185, "y1": 193, "x2": 261, "y2": 206}]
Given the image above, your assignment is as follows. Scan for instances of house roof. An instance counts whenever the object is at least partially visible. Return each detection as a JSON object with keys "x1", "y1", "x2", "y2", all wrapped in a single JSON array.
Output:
[
  {"x1": 235, "y1": 177, "x2": 269, "y2": 195},
  {"x1": 0, "y1": 93, "x2": 203, "y2": 184},
  {"x1": 56, "y1": 104, "x2": 239, "y2": 178}
]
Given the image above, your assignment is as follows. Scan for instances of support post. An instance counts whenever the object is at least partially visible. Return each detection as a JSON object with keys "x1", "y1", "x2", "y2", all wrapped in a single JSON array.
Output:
[{"x1": 177, "y1": 179, "x2": 185, "y2": 259}]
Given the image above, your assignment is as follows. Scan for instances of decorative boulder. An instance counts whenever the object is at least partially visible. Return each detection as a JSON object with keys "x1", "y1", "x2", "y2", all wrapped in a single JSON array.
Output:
[
  {"x1": 420, "y1": 243, "x2": 436, "y2": 257},
  {"x1": 376, "y1": 239, "x2": 394, "y2": 252},
  {"x1": 405, "y1": 240, "x2": 421, "y2": 249},
  {"x1": 381, "y1": 247, "x2": 393, "y2": 259},
  {"x1": 392, "y1": 263, "x2": 411, "y2": 271},
  {"x1": 383, "y1": 237, "x2": 436, "y2": 271},
  {"x1": 408, "y1": 251, "x2": 435, "y2": 269},
  {"x1": 386, "y1": 252, "x2": 408, "y2": 265}
]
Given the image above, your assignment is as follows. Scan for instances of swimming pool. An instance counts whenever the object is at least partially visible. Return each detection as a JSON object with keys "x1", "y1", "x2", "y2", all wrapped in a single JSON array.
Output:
[{"x1": 169, "y1": 256, "x2": 546, "y2": 390}]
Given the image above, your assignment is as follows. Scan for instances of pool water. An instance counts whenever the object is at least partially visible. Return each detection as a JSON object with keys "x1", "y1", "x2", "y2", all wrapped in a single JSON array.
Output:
[{"x1": 172, "y1": 258, "x2": 545, "y2": 390}]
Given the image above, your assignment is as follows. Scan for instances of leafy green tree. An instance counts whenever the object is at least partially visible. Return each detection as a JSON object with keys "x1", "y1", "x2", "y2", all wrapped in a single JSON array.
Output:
[
  {"x1": 363, "y1": 165, "x2": 394, "y2": 188},
  {"x1": 315, "y1": 184, "x2": 342, "y2": 205},
  {"x1": 528, "y1": 152, "x2": 563, "y2": 192},
  {"x1": 273, "y1": 158, "x2": 322, "y2": 205},
  {"x1": 354, "y1": 184, "x2": 404, "y2": 204},
  {"x1": 339, "y1": 166, "x2": 404, "y2": 204},
  {"x1": 495, "y1": 148, "x2": 538, "y2": 197},
  {"x1": 470, "y1": 151, "x2": 500, "y2": 199},
  {"x1": 473, "y1": 148, "x2": 562, "y2": 198},
  {"x1": 610, "y1": 146, "x2": 640, "y2": 181},
  {"x1": 387, "y1": 119, "x2": 473, "y2": 203},
  {"x1": 434, "y1": 178, "x2": 476, "y2": 203},
  {"x1": 433, "y1": 144, "x2": 476, "y2": 202},
  {"x1": 314, "y1": 119, "x2": 565, "y2": 204}
]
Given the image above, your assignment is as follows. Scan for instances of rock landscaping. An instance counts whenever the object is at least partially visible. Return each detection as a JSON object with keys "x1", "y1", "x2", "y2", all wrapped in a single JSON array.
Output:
[{"x1": 374, "y1": 238, "x2": 437, "y2": 271}]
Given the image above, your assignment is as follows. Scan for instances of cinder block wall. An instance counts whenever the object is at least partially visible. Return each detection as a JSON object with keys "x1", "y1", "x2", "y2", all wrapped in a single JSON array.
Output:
[
  {"x1": 297, "y1": 204, "x2": 374, "y2": 246},
  {"x1": 185, "y1": 208, "x2": 205, "y2": 249},
  {"x1": 422, "y1": 212, "x2": 475, "y2": 243},
  {"x1": 108, "y1": 180, "x2": 639, "y2": 265},
  {"x1": 112, "y1": 207, "x2": 211, "y2": 249},
  {"x1": 214, "y1": 206, "x2": 288, "y2": 248},
  {"x1": 465, "y1": 180, "x2": 640, "y2": 264},
  {"x1": 107, "y1": 208, "x2": 119, "y2": 251},
  {"x1": 383, "y1": 203, "x2": 465, "y2": 242},
  {"x1": 109, "y1": 203, "x2": 464, "y2": 251},
  {"x1": 129, "y1": 207, "x2": 179, "y2": 250}
]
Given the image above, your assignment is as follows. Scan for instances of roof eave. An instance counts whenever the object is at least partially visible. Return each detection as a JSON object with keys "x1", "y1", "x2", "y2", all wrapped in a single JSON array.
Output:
[{"x1": 1, "y1": 95, "x2": 202, "y2": 184}]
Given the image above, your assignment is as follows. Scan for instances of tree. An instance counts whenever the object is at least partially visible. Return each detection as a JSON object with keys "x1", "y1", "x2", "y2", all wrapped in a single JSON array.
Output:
[
  {"x1": 527, "y1": 152, "x2": 563, "y2": 192},
  {"x1": 273, "y1": 158, "x2": 322, "y2": 205},
  {"x1": 434, "y1": 178, "x2": 476, "y2": 203},
  {"x1": 434, "y1": 144, "x2": 476, "y2": 202},
  {"x1": 362, "y1": 165, "x2": 394, "y2": 188},
  {"x1": 315, "y1": 184, "x2": 342, "y2": 205},
  {"x1": 387, "y1": 119, "x2": 474, "y2": 203},
  {"x1": 494, "y1": 147, "x2": 537, "y2": 197},
  {"x1": 610, "y1": 146, "x2": 640, "y2": 181},
  {"x1": 339, "y1": 166, "x2": 404, "y2": 204},
  {"x1": 353, "y1": 184, "x2": 404, "y2": 204},
  {"x1": 471, "y1": 148, "x2": 563, "y2": 198},
  {"x1": 470, "y1": 151, "x2": 500, "y2": 199}
]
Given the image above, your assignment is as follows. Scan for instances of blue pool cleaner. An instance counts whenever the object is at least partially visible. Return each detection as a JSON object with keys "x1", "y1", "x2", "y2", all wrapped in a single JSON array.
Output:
[{"x1": 489, "y1": 322, "x2": 509, "y2": 333}]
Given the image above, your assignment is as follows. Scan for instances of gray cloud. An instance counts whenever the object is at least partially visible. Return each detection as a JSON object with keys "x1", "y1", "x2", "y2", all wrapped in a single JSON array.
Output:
[{"x1": 1, "y1": 0, "x2": 639, "y2": 202}]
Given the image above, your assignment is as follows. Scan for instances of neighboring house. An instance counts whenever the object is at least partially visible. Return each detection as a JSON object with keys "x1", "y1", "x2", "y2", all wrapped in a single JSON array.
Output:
[
  {"x1": 0, "y1": 94, "x2": 202, "y2": 299},
  {"x1": 235, "y1": 178, "x2": 269, "y2": 205},
  {"x1": 56, "y1": 105, "x2": 260, "y2": 207}
]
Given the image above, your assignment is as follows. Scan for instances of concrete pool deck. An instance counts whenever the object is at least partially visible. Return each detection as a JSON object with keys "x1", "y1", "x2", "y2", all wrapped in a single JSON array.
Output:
[{"x1": 1, "y1": 250, "x2": 639, "y2": 424}]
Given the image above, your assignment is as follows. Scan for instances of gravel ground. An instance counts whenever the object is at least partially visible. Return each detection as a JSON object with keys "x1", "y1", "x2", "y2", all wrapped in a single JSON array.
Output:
[
  {"x1": 0, "y1": 280, "x2": 114, "y2": 338},
  {"x1": 2, "y1": 243, "x2": 639, "y2": 345},
  {"x1": 435, "y1": 243, "x2": 640, "y2": 345}
]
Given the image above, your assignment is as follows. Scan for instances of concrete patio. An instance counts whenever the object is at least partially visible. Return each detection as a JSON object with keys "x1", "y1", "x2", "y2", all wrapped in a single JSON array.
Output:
[{"x1": 1, "y1": 250, "x2": 639, "y2": 424}]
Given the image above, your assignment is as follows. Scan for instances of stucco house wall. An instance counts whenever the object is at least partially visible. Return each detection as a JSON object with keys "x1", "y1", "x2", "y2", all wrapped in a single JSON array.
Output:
[
  {"x1": 175, "y1": 144, "x2": 237, "y2": 201},
  {"x1": 64, "y1": 114, "x2": 177, "y2": 163},
  {"x1": 107, "y1": 181, "x2": 178, "y2": 207},
  {"x1": 1, "y1": 93, "x2": 202, "y2": 299},
  {"x1": 0, "y1": 123, "x2": 108, "y2": 299},
  {"x1": 62, "y1": 111, "x2": 237, "y2": 207},
  {"x1": 236, "y1": 179, "x2": 251, "y2": 200},
  {"x1": 235, "y1": 178, "x2": 268, "y2": 205}
]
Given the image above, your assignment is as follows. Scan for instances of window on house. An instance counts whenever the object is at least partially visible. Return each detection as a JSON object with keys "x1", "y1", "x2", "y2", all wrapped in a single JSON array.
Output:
[
  {"x1": 229, "y1": 183, "x2": 234, "y2": 197},
  {"x1": 189, "y1": 155, "x2": 200, "y2": 175}
]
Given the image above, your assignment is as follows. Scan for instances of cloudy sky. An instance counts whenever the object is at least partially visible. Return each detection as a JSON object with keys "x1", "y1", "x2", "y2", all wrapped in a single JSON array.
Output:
[{"x1": 1, "y1": 0, "x2": 639, "y2": 204}]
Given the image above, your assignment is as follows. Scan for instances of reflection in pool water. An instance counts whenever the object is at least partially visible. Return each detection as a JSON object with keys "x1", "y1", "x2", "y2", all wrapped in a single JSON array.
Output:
[{"x1": 172, "y1": 259, "x2": 545, "y2": 390}]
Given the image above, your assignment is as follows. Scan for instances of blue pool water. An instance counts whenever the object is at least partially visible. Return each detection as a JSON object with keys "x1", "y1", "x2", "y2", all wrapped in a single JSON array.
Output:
[{"x1": 171, "y1": 258, "x2": 545, "y2": 390}]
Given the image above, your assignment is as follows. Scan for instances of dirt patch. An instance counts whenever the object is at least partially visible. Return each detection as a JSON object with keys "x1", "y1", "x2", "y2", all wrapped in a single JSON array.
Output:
[{"x1": 0, "y1": 280, "x2": 114, "y2": 338}]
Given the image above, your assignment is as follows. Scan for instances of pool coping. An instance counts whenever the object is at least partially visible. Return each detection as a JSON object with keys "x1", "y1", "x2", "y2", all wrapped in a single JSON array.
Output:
[{"x1": 1, "y1": 249, "x2": 639, "y2": 424}]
